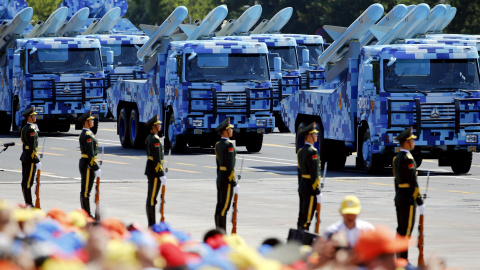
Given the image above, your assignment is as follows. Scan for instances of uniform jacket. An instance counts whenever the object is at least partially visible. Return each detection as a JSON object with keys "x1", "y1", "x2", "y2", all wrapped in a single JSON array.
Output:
[
  {"x1": 297, "y1": 144, "x2": 320, "y2": 195},
  {"x1": 20, "y1": 123, "x2": 39, "y2": 163},
  {"x1": 393, "y1": 150, "x2": 423, "y2": 206},
  {"x1": 145, "y1": 133, "x2": 165, "y2": 177},
  {"x1": 79, "y1": 129, "x2": 99, "y2": 171},
  {"x1": 215, "y1": 138, "x2": 237, "y2": 187}
]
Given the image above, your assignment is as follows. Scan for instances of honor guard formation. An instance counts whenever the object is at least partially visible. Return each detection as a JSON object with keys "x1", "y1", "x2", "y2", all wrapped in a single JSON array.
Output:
[{"x1": 1, "y1": 0, "x2": 478, "y2": 269}]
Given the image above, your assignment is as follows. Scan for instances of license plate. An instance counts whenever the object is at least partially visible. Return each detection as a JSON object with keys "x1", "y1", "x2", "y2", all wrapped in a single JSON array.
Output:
[
  {"x1": 194, "y1": 129, "x2": 202, "y2": 135},
  {"x1": 468, "y1": 146, "x2": 476, "y2": 152},
  {"x1": 257, "y1": 128, "x2": 265, "y2": 134}
]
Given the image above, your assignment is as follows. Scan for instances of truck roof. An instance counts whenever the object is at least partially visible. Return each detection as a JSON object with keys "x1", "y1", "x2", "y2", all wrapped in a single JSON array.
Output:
[
  {"x1": 83, "y1": 34, "x2": 149, "y2": 45},
  {"x1": 213, "y1": 35, "x2": 297, "y2": 47},
  {"x1": 362, "y1": 44, "x2": 479, "y2": 59},
  {"x1": 279, "y1": 34, "x2": 324, "y2": 45},
  {"x1": 406, "y1": 39, "x2": 480, "y2": 51},
  {"x1": 16, "y1": 37, "x2": 101, "y2": 49},
  {"x1": 170, "y1": 40, "x2": 269, "y2": 54},
  {"x1": 427, "y1": 34, "x2": 480, "y2": 41}
]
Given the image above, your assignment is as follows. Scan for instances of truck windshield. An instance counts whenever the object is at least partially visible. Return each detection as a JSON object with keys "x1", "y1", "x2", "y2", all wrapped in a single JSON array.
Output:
[
  {"x1": 28, "y1": 48, "x2": 102, "y2": 74},
  {"x1": 296, "y1": 44, "x2": 323, "y2": 66},
  {"x1": 383, "y1": 59, "x2": 480, "y2": 93},
  {"x1": 185, "y1": 53, "x2": 269, "y2": 83},
  {"x1": 101, "y1": 44, "x2": 139, "y2": 67},
  {"x1": 267, "y1": 46, "x2": 298, "y2": 71}
]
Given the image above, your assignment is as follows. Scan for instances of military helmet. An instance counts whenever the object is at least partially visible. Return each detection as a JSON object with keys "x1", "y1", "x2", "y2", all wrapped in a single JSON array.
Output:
[
  {"x1": 21, "y1": 107, "x2": 37, "y2": 117},
  {"x1": 215, "y1": 117, "x2": 234, "y2": 132},
  {"x1": 396, "y1": 127, "x2": 417, "y2": 142},
  {"x1": 146, "y1": 115, "x2": 162, "y2": 127},
  {"x1": 78, "y1": 110, "x2": 95, "y2": 123},
  {"x1": 298, "y1": 122, "x2": 319, "y2": 135}
]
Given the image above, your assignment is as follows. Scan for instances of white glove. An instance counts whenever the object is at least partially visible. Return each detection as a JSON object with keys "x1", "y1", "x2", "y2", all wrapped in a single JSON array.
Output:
[
  {"x1": 418, "y1": 204, "x2": 425, "y2": 215},
  {"x1": 160, "y1": 176, "x2": 167, "y2": 185},
  {"x1": 234, "y1": 185, "x2": 239, "y2": 194},
  {"x1": 95, "y1": 169, "x2": 101, "y2": 178},
  {"x1": 316, "y1": 193, "x2": 322, "y2": 204},
  {"x1": 36, "y1": 162, "x2": 42, "y2": 171}
]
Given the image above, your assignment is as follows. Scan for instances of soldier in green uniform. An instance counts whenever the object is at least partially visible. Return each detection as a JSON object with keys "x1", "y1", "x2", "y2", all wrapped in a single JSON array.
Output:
[
  {"x1": 392, "y1": 127, "x2": 424, "y2": 261},
  {"x1": 214, "y1": 118, "x2": 238, "y2": 231},
  {"x1": 78, "y1": 111, "x2": 100, "y2": 217},
  {"x1": 296, "y1": 122, "x2": 321, "y2": 231},
  {"x1": 144, "y1": 115, "x2": 166, "y2": 227},
  {"x1": 20, "y1": 107, "x2": 41, "y2": 207}
]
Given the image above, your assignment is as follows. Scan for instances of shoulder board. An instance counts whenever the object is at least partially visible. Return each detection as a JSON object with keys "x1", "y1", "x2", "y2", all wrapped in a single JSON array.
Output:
[
  {"x1": 406, "y1": 153, "x2": 414, "y2": 160},
  {"x1": 30, "y1": 125, "x2": 35, "y2": 129},
  {"x1": 86, "y1": 131, "x2": 93, "y2": 135},
  {"x1": 154, "y1": 135, "x2": 160, "y2": 140}
]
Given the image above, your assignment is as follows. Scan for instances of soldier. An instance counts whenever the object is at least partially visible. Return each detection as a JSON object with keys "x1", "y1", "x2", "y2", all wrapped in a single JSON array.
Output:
[
  {"x1": 144, "y1": 115, "x2": 167, "y2": 227},
  {"x1": 78, "y1": 111, "x2": 100, "y2": 218},
  {"x1": 392, "y1": 127, "x2": 424, "y2": 261},
  {"x1": 214, "y1": 118, "x2": 238, "y2": 231},
  {"x1": 296, "y1": 122, "x2": 321, "y2": 231},
  {"x1": 20, "y1": 107, "x2": 41, "y2": 207}
]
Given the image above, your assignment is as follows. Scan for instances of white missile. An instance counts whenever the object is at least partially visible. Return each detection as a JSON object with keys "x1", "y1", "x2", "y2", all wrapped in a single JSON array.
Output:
[
  {"x1": 251, "y1": 7, "x2": 292, "y2": 34},
  {"x1": 56, "y1": 7, "x2": 89, "y2": 37},
  {"x1": 82, "y1": 7, "x2": 121, "y2": 35},
  {"x1": 405, "y1": 4, "x2": 446, "y2": 38},
  {"x1": 360, "y1": 4, "x2": 408, "y2": 47},
  {"x1": 374, "y1": 3, "x2": 430, "y2": 45},
  {"x1": 437, "y1": 7, "x2": 456, "y2": 32},
  {"x1": 216, "y1": 4, "x2": 262, "y2": 36},
  {"x1": 24, "y1": 7, "x2": 68, "y2": 38},
  {"x1": 181, "y1": 5, "x2": 228, "y2": 40},
  {"x1": 0, "y1": 7, "x2": 33, "y2": 50},
  {"x1": 318, "y1": 3, "x2": 384, "y2": 67},
  {"x1": 137, "y1": 6, "x2": 188, "y2": 60}
]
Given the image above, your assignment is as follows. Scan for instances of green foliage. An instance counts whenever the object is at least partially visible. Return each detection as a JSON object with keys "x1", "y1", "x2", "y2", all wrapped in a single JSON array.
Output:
[{"x1": 26, "y1": 0, "x2": 63, "y2": 22}]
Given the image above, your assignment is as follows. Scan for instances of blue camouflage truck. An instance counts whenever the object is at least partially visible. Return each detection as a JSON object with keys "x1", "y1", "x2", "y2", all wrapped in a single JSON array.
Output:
[
  {"x1": 281, "y1": 3, "x2": 480, "y2": 174},
  {"x1": 0, "y1": 37, "x2": 108, "y2": 133},
  {"x1": 107, "y1": 7, "x2": 275, "y2": 152}
]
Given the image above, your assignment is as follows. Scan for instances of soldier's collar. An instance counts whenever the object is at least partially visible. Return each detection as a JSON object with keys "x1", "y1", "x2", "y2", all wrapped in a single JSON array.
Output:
[
  {"x1": 304, "y1": 142, "x2": 313, "y2": 146},
  {"x1": 27, "y1": 122, "x2": 33, "y2": 125},
  {"x1": 82, "y1": 128, "x2": 91, "y2": 131},
  {"x1": 221, "y1": 137, "x2": 230, "y2": 140},
  {"x1": 400, "y1": 149, "x2": 411, "y2": 154}
]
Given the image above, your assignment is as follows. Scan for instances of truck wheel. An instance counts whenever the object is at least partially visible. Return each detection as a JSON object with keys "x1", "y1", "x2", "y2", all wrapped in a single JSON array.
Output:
[
  {"x1": 413, "y1": 152, "x2": 422, "y2": 168},
  {"x1": 91, "y1": 118, "x2": 99, "y2": 134},
  {"x1": 451, "y1": 151, "x2": 472, "y2": 174},
  {"x1": 0, "y1": 112, "x2": 11, "y2": 134},
  {"x1": 246, "y1": 133, "x2": 263, "y2": 152},
  {"x1": 165, "y1": 114, "x2": 186, "y2": 152},
  {"x1": 327, "y1": 141, "x2": 347, "y2": 170},
  {"x1": 118, "y1": 108, "x2": 131, "y2": 148},
  {"x1": 58, "y1": 124, "x2": 70, "y2": 132},
  {"x1": 359, "y1": 128, "x2": 382, "y2": 173},
  {"x1": 129, "y1": 109, "x2": 145, "y2": 149}
]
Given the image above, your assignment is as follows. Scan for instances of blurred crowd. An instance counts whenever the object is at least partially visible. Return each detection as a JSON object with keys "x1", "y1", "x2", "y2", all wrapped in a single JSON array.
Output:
[{"x1": 0, "y1": 199, "x2": 456, "y2": 270}]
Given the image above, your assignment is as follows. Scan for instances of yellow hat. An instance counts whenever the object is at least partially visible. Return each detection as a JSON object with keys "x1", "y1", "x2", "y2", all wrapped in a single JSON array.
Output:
[{"x1": 340, "y1": 195, "x2": 361, "y2": 215}]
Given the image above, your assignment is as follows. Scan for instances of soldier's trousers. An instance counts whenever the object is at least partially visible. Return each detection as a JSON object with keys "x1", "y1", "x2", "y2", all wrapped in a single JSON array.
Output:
[
  {"x1": 21, "y1": 161, "x2": 37, "y2": 207},
  {"x1": 214, "y1": 182, "x2": 234, "y2": 231},
  {"x1": 297, "y1": 193, "x2": 317, "y2": 231},
  {"x1": 79, "y1": 160, "x2": 96, "y2": 217},
  {"x1": 146, "y1": 175, "x2": 162, "y2": 226},
  {"x1": 395, "y1": 199, "x2": 416, "y2": 260}
]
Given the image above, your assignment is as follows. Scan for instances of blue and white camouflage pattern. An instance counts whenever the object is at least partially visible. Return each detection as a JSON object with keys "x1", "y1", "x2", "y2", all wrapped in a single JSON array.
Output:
[
  {"x1": 107, "y1": 40, "x2": 275, "y2": 135},
  {"x1": 406, "y1": 38, "x2": 480, "y2": 52},
  {"x1": 0, "y1": 0, "x2": 27, "y2": 20},
  {"x1": 282, "y1": 44, "x2": 480, "y2": 154}
]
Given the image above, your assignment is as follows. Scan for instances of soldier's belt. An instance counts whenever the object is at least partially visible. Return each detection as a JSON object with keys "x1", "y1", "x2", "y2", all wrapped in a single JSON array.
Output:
[
  {"x1": 301, "y1": 174, "x2": 311, "y2": 179},
  {"x1": 148, "y1": 156, "x2": 153, "y2": 161},
  {"x1": 398, "y1": 183, "x2": 410, "y2": 188},
  {"x1": 25, "y1": 146, "x2": 29, "y2": 149},
  {"x1": 81, "y1": 154, "x2": 97, "y2": 159},
  {"x1": 220, "y1": 166, "x2": 227, "y2": 171}
]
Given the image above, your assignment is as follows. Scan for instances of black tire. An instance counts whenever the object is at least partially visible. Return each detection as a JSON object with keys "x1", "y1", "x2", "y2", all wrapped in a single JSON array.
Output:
[
  {"x1": 413, "y1": 152, "x2": 423, "y2": 168},
  {"x1": 11, "y1": 98, "x2": 20, "y2": 132},
  {"x1": 129, "y1": 109, "x2": 145, "y2": 149},
  {"x1": 165, "y1": 114, "x2": 187, "y2": 152},
  {"x1": 358, "y1": 128, "x2": 382, "y2": 173},
  {"x1": 326, "y1": 141, "x2": 347, "y2": 170},
  {"x1": 118, "y1": 108, "x2": 131, "y2": 148},
  {"x1": 58, "y1": 124, "x2": 71, "y2": 133},
  {"x1": 275, "y1": 114, "x2": 290, "y2": 133},
  {"x1": 451, "y1": 151, "x2": 472, "y2": 174},
  {"x1": 245, "y1": 133, "x2": 263, "y2": 152},
  {"x1": 0, "y1": 112, "x2": 11, "y2": 134}
]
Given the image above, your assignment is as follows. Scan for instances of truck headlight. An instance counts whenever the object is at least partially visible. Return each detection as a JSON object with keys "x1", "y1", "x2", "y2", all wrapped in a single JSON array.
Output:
[
  {"x1": 256, "y1": 119, "x2": 267, "y2": 126},
  {"x1": 35, "y1": 106, "x2": 44, "y2": 113},
  {"x1": 192, "y1": 119, "x2": 203, "y2": 127},
  {"x1": 91, "y1": 105, "x2": 101, "y2": 112},
  {"x1": 466, "y1": 134, "x2": 478, "y2": 143}
]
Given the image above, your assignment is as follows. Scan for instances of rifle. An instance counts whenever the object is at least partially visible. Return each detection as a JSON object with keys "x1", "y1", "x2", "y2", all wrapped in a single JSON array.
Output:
[
  {"x1": 315, "y1": 162, "x2": 327, "y2": 234},
  {"x1": 35, "y1": 137, "x2": 46, "y2": 209},
  {"x1": 232, "y1": 156, "x2": 244, "y2": 234},
  {"x1": 160, "y1": 148, "x2": 171, "y2": 222},
  {"x1": 95, "y1": 145, "x2": 104, "y2": 221},
  {"x1": 418, "y1": 170, "x2": 430, "y2": 268}
]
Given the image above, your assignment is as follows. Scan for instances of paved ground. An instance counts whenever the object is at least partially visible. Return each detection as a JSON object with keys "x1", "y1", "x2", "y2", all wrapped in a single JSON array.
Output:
[{"x1": 1, "y1": 122, "x2": 479, "y2": 269}]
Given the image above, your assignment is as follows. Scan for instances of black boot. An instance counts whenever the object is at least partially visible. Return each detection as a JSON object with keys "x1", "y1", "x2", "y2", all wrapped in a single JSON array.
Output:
[
  {"x1": 214, "y1": 215, "x2": 221, "y2": 230},
  {"x1": 22, "y1": 188, "x2": 34, "y2": 207},
  {"x1": 146, "y1": 205, "x2": 156, "y2": 227},
  {"x1": 80, "y1": 196, "x2": 92, "y2": 218},
  {"x1": 219, "y1": 215, "x2": 227, "y2": 231}
]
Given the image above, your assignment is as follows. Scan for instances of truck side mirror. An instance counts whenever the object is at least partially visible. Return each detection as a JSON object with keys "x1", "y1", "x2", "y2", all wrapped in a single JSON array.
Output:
[
  {"x1": 13, "y1": 53, "x2": 22, "y2": 74},
  {"x1": 167, "y1": 55, "x2": 178, "y2": 80},
  {"x1": 106, "y1": 50, "x2": 114, "y2": 65},
  {"x1": 302, "y1": 48, "x2": 310, "y2": 68},
  {"x1": 363, "y1": 64, "x2": 373, "y2": 82},
  {"x1": 273, "y1": 56, "x2": 282, "y2": 80}
]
